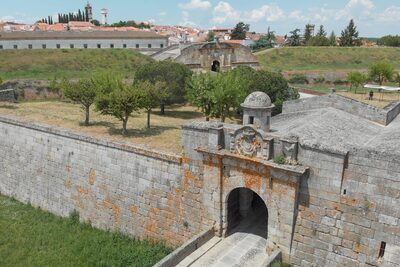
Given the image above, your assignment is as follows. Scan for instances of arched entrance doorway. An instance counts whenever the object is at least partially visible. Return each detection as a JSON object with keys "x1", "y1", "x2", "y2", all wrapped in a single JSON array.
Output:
[
  {"x1": 211, "y1": 60, "x2": 220, "y2": 72},
  {"x1": 226, "y1": 188, "x2": 268, "y2": 238}
]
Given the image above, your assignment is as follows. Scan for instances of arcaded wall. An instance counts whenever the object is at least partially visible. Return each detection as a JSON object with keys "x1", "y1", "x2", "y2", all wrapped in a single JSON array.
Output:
[{"x1": 0, "y1": 117, "x2": 205, "y2": 247}]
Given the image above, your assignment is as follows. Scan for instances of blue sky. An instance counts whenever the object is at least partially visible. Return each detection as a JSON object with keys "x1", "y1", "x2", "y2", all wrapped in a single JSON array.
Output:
[{"x1": 1, "y1": 0, "x2": 399, "y2": 37}]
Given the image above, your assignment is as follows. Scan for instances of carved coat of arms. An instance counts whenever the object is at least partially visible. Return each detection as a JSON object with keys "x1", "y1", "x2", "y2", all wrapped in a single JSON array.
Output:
[{"x1": 236, "y1": 129, "x2": 261, "y2": 157}]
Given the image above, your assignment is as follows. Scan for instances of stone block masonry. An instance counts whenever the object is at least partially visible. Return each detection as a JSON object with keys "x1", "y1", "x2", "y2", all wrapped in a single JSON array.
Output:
[
  {"x1": 0, "y1": 116, "x2": 205, "y2": 247},
  {"x1": 0, "y1": 89, "x2": 16, "y2": 102},
  {"x1": 1, "y1": 89, "x2": 400, "y2": 267}
]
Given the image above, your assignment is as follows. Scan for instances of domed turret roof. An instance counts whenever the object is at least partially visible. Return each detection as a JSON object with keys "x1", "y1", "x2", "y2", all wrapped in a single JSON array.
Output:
[{"x1": 241, "y1": 91, "x2": 272, "y2": 109}]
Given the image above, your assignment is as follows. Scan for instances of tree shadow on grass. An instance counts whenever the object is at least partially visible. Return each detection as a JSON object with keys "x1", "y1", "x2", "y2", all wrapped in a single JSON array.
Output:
[
  {"x1": 0, "y1": 104, "x2": 18, "y2": 110},
  {"x1": 153, "y1": 109, "x2": 204, "y2": 120},
  {"x1": 107, "y1": 125, "x2": 179, "y2": 138},
  {"x1": 78, "y1": 121, "x2": 117, "y2": 128}
]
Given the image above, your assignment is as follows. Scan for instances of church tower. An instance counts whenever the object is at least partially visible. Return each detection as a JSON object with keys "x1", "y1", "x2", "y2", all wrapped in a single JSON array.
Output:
[{"x1": 85, "y1": 2, "x2": 93, "y2": 23}]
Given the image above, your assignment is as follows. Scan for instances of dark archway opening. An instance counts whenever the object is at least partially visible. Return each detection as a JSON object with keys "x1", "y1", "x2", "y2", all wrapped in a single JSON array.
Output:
[
  {"x1": 211, "y1": 60, "x2": 220, "y2": 72},
  {"x1": 227, "y1": 188, "x2": 268, "y2": 238}
]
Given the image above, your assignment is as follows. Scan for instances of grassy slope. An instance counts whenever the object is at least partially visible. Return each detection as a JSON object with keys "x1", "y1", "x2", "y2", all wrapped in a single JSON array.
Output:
[
  {"x1": 0, "y1": 49, "x2": 153, "y2": 80},
  {"x1": 256, "y1": 47, "x2": 400, "y2": 72},
  {"x1": 0, "y1": 194, "x2": 171, "y2": 267}
]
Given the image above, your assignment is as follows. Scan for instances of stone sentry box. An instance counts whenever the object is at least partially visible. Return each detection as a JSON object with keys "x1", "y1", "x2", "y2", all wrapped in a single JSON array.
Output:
[{"x1": 183, "y1": 92, "x2": 309, "y2": 261}]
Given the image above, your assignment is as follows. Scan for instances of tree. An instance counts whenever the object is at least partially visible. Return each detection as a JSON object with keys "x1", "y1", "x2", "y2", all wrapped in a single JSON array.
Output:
[
  {"x1": 307, "y1": 36, "x2": 330, "y2": 46},
  {"x1": 369, "y1": 61, "x2": 394, "y2": 85},
  {"x1": 251, "y1": 27, "x2": 276, "y2": 50},
  {"x1": 210, "y1": 72, "x2": 247, "y2": 122},
  {"x1": 304, "y1": 24, "x2": 314, "y2": 43},
  {"x1": 135, "y1": 61, "x2": 192, "y2": 115},
  {"x1": 139, "y1": 81, "x2": 169, "y2": 128},
  {"x1": 207, "y1": 31, "x2": 215, "y2": 42},
  {"x1": 394, "y1": 73, "x2": 400, "y2": 87},
  {"x1": 231, "y1": 66, "x2": 299, "y2": 114},
  {"x1": 339, "y1": 19, "x2": 361, "y2": 47},
  {"x1": 186, "y1": 73, "x2": 217, "y2": 121},
  {"x1": 347, "y1": 71, "x2": 366, "y2": 93},
  {"x1": 92, "y1": 20, "x2": 100, "y2": 26},
  {"x1": 316, "y1": 25, "x2": 327, "y2": 37},
  {"x1": 231, "y1": 22, "x2": 250, "y2": 40},
  {"x1": 63, "y1": 79, "x2": 97, "y2": 126},
  {"x1": 96, "y1": 78, "x2": 143, "y2": 135},
  {"x1": 288, "y1": 29, "x2": 301, "y2": 46},
  {"x1": 49, "y1": 77, "x2": 64, "y2": 98},
  {"x1": 378, "y1": 35, "x2": 400, "y2": 47},
  {"x1": 329, "y1": 31, "x2": 337, "y2": 46}
]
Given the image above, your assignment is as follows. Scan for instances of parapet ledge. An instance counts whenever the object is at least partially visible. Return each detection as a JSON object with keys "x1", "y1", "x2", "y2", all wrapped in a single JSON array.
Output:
[
  {"x1": 195, "y1": 146, "x2": 309, "y2": 178},
  {"x1": 182, "y1": 121, "x2": 224, "y2": 131},
  {"x1": 0, "y1": 115, "x2": 182, "y2": 164}
]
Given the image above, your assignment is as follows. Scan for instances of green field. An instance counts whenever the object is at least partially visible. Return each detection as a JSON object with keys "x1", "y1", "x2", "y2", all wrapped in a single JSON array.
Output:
[
  {"x1": 256, "y1": 47, "x2": 400, "y2": 72},
  {"x1": 0, "y1": 49, "x2": 152, "y2": 80},
  {"x1": 0, "y1": 194, "x2": 171, "y2": 267}
]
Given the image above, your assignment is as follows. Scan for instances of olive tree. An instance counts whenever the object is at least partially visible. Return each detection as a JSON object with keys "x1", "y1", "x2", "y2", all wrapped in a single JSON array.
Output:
[
  {"x1": 63, "y1": 78, "x2": 97, "y2": 126},
  {"x1": 95, "y1": 78, "x2": 143, "y2": 135},
  {"x1": 369, "y1": 61, "x2": 394, "y2": 85},
  {"x1": 347, "y1": 71, "x2": 367, "y2": 93},
  {"x1": 186, "y1": 73, "x2": 217, "y2": 121},
  {"x1": 135, "y1": 61, "x2": 192, "y2": 114},
  {"x1": 138, "y1": 80, "x2": 169, "y2": 128}
]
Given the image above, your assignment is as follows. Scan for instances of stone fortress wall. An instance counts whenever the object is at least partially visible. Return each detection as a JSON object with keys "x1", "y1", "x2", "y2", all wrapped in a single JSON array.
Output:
[
  {"x1": 0, "y1": 117, "x2": 207, "y2": 247},
  {"x1": 0, "y1": 92, "x2": 399, "y2": 266}
]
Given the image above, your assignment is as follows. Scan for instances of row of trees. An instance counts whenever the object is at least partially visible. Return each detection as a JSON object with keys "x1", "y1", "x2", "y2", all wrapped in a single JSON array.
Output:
[
  {"x1": 287, "y1": 19, "x2": 360, "y2": 47},
  {"x1": 50, "y1": 63, "x2": 298, "y2": 134},
  {"x1": 109, "y1": 21, "x2": 151, "y2": 29},
  {"x1": 251, "y1": 19, "x2": 361, "y2": 50},
  {"x1": 377, "y1": 35, "x2": 400, "y2": 47},
  {"x1": 347, "y1": 61, "x2": 400, "y2": 92},
  {"x1": 50, "y1": 61, "x2": 192, "y2": 134},
  {"x1": 40, "y1": 6, "x2": 91, "y2": 25}
]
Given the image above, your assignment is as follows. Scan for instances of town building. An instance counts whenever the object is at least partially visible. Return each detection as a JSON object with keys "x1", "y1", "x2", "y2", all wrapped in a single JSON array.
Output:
[{"x1": 0, "y1": 31, "x2": 168, "y2": 55}]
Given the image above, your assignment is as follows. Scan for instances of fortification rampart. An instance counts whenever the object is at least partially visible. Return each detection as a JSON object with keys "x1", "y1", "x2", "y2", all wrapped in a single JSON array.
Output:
[
  {"x1": 0, "y1": 116, "x2": 205, "y2": 247},
  {"x1": 283, "y1": 93, "x2": 400, "y2": 126},
  {"x1": 0, "y1": 94, "x2": 399, "y2": 267}
]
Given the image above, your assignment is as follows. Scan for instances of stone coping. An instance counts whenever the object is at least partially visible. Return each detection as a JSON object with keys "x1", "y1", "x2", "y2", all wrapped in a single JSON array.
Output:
[
  {"x1": 196, "y1": 146, "x2": 309, "y2": 177},
  {"x1": 0, "y1": 115, "x2": 182, "y2": 164},
  {"x1": 283, "y1": 93, "x2": 400, "y2": 126},
  {"x1": 153, "y1": 228, "x2": 215, "y2": 267}
]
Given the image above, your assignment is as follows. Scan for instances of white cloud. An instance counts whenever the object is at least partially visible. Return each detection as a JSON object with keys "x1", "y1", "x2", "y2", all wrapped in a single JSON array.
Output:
[
  {"x1": 245, "y1": 5, "x2": 285, "y2": 22},
  {"x1": 1, "y1": 16, "x2": 15, "y2": 22},
  {"x1": 179, "y1": 0, "x2": 211, "y2": 10},
  {"x1": 212, "y1": 1, "x2": 240, "y2": 24},
  {"x1": 159, "y1": 11, "x2": 167, "y2": 16},
  {"x1": 180, "y1": 11, "x2": 197, "y2": 27},
  {"x1": 377, "y1": 6, "x2": 400, "y2": 22},
  {"x1": 346, "y1": 0, "x2": 374, "y2": 10}
]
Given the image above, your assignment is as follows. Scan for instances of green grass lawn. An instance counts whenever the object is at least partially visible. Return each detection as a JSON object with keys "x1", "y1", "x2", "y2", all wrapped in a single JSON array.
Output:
[
  {"x1": 0, "y1": 49, "x2": 153, "y2": 80},
  {"x1": 0, "y1": 194, "x2": 172, "y2": 267},
  {"x1": 256, "y1": 47, "x2": 400, "y2": 72}
]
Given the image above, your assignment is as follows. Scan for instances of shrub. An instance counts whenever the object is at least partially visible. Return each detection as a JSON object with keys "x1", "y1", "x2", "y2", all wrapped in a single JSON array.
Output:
[
  {"x1": 313, "y1": 76, "x2": 325, "y2": 83},
  {"x1": 273, "y1": 155, "x2": 286, "y2": 165},
  {"x1": 288, "y1": 74, "x2": 309, "y2": 84},
  {"x1": 333, "y1": 79, "x2": 347, "y2": 85}
]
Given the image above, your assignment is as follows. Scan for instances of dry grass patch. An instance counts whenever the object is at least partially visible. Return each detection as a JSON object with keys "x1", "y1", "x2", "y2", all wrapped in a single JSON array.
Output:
[
  {"x1": 338, "y1": 91, "x2": 400, "y2": 109},
  {"x1": 0, "y1": 101, "x2": 209, "y2": 153}
]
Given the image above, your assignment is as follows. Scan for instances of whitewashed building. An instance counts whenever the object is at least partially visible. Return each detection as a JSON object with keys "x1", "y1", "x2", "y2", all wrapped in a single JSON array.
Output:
[{"x1": 0, "y1": 31, "x2": 168, "y2": 55}]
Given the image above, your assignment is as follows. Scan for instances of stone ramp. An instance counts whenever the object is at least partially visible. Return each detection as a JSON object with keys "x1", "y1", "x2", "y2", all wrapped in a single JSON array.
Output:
[
  {"x1": 177, "y1": 209, "x2": 272, "y2": 267},
  {"x1": 177, "y1": 231, "x2": 269, "y2": 267}
]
